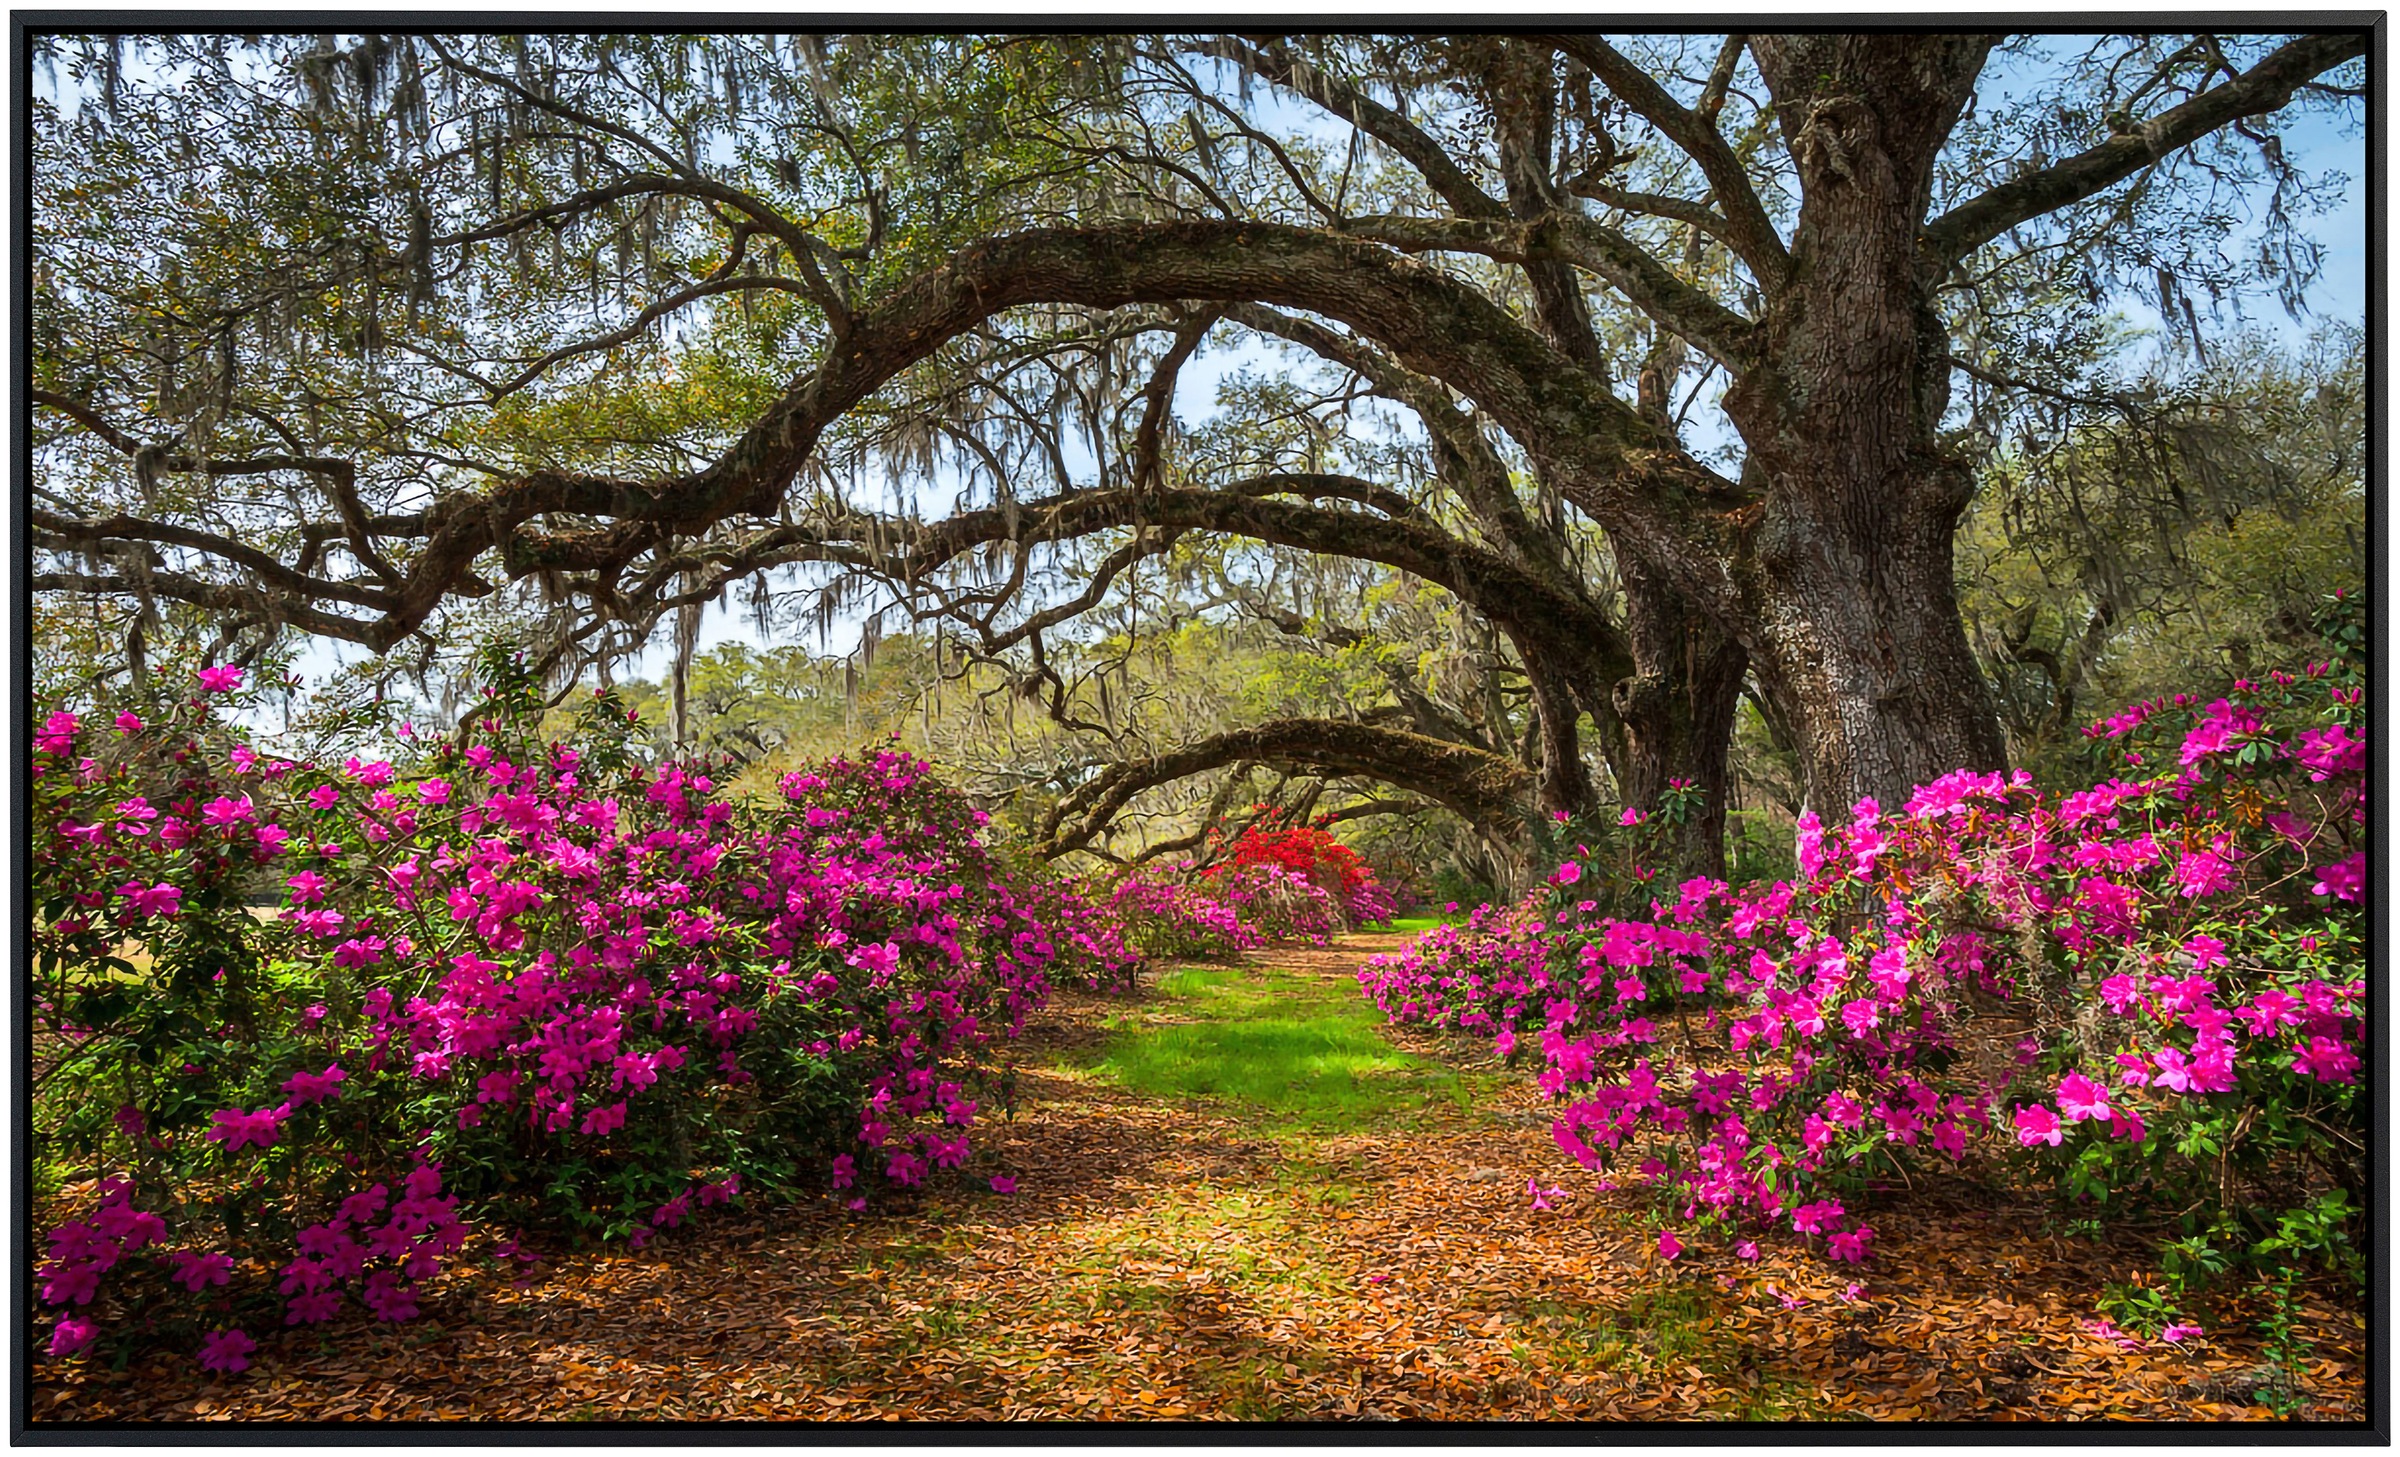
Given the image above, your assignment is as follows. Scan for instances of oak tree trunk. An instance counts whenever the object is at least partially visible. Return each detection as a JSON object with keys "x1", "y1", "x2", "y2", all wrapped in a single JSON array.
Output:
[
  {"x1": 1724, "y1": 35, "x2": 2011, "y2": 813},
  {"x1": 1612, "y1": 552, "x2": 1747, "y2": 872}
]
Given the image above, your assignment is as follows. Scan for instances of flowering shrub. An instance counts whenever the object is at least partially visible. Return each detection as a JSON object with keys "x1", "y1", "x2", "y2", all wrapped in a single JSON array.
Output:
[
  {"x1": 1211, "y1": 813, "x2": 1397, "y2": 927},
  {"x1": 1344, "y1": 879, "x2": 1402, "y2": 927},
  {"x1": 1366, "y1": 601, "x2": 2365, "y2": 1281},
  {"x1": 1100, "y1": 863, "x2": 1262, "y2": 961},
  {"x1": 1094, "y1": 857, "x2": 1350, "y2": 961},
  {"x1": 30, "y1": 659, "x2": 1095, "y2": 1370},
  {"x1": 1356, "y1": 895, "x2": 1553, "y2": 1045},
  {"x1": 1212, "y1": 862, "x2": 1346, "y2": 944},
  {"x1": 1001, "y1": 861, "x2": 1144, "y2": 991}
]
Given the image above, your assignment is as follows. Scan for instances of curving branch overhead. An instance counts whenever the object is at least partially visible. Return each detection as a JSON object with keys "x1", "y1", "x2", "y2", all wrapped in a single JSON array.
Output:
[{"x1": 1039, "y1": 718, "x2": 1536, "y2": 858}]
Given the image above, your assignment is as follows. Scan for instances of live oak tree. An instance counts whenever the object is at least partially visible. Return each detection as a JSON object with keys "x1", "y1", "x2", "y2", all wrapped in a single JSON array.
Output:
[{"x1": 31, "y1": 29, "x2": 2367, "y2": 866}]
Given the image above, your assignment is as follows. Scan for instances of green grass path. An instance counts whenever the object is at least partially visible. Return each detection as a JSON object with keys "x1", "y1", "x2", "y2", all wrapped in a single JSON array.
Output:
[{"x1": 1072, "y1": 954, "x2": 1487, "y2": 1132}]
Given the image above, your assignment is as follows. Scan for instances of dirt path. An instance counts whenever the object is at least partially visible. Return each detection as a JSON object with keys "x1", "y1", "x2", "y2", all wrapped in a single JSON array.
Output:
[{"x1": 32, "y1": 934, "x2": 2367, "y2": 1424}]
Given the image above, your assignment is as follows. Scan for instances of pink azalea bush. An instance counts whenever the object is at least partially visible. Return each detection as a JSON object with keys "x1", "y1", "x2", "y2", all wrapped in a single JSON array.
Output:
[
  {"x1": 1100, "y1": 863, "x2": 1263, "y2": 961},
  {"x1": 1098, "y1": 856, "x2": 1360, "y2": 964},
  {"x1": 1211, "y1": 862, "x2": 1346, "y2": 945},
  {"x1": 1366, "y1": 600, "x2": 2365, "y2": 1281},
  {"x1": 30, "y1": 656, "x2": 1107, "y2": 1370},
  {"x1": 1342, "y1": 877, "x2": 1405, "y2": 928}
]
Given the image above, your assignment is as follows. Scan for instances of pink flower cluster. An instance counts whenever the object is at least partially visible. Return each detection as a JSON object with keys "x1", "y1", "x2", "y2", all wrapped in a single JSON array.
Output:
[
  {"x1": 1104, "y1": 864, "x2": 1265, "y2": 961},
  {"x1": 30, "y1": 676, "x2": 1130, "y2": 1373},
  {"x1": 1366, "y1": 666, "x2": 2365, "y2": 1265},
  {"x1": 1209, "y1": 862, "x2": 1345, "y2": 945}
]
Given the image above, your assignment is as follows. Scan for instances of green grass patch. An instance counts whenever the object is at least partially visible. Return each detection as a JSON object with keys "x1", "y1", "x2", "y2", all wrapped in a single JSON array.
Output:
[
  {"x1": 1080, "y1": 962, "x2": 1484, "y2": 1132},
  {"x1": 1377, "y1": 914, "x2": 1460, "y2": 935}
]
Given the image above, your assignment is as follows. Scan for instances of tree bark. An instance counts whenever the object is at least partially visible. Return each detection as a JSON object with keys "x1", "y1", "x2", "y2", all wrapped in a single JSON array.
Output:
[
  {"x1": 1720, "y1": 36, "x2": 2011, "y2": 813},
  {"x1": 1612, "y1": 550, "x2": 1748, "y2": 870}
]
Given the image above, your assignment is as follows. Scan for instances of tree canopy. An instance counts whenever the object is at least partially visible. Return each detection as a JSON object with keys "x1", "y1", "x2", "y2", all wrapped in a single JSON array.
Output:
[{"x1": 31, "y1": 28, "x2": 2367, "y2": 876}]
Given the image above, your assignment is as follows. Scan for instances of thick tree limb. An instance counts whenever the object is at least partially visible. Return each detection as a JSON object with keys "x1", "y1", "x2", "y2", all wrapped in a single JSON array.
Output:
[
  {"x1": 1339, "y1": 213, "x2": 1758, "y2": 366},
  {"x1": 30, "y1": 568, "x2": 405, "y2": 644},
  {"x1": 881, "y1": 482, "x2": 1629, "y2": 677},
  {"x1": 1041, "y1": 717, "x2": 1534, "y2": 856},
  {"x1": 1923, "y1": 31, "x2": 2367, "y2": 263},
  {"x1": 32, "y1": 510, "x2": 396, "y2": 612},
  {"x1": 1310, "y1": 797, "x2": 1438, "y2": 827}
]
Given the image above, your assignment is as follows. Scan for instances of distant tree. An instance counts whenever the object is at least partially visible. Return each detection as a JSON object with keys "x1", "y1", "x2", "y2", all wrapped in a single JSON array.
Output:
[{"x1": 1958, "y1": 327, "x2": 2366, "y2": 765}]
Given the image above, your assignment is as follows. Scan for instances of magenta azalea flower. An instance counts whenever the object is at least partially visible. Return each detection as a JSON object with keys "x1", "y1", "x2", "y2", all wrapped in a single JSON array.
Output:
[
  {"x1": 1657, "y1": 1230, "x2": 1683, "y2": 1260},
  {"x1": 2238, "y1": 990, "x2": 2303, "y2": 1036},
  {"x1": 2013, "y1": 1104, "x2": 2064, "y2": 1147},
  {"x1": 2055, "y1": 1073, "x2": 2112, "y2": 1123},
  {"x1": 50, "y1": 1318, "x2": 98, "y2": 1357},
  {"x1": 2311, "y1": 852, "x2": 2366, "y2": 904},
  {"x1": 2294, "y1": 724, "x2": 2364, "y2": 781},
  {"x1": 2292, "y1": 1036, "x2": 2361, "y2": 1084},
  {"x1": 1827, "y1": 1226, "x2": 1874, "y2": 1263},
  {"x1": 2173, "y1": 849, "x2": 2239, "y2": 899},
  {"x1": 195, "y1": 665, "x2": 245, "y2": 694},
  {"x1": 2178, "y1": 698, "x2": 2260, "y2": 764},
  {"x1": 201, "y1": 794, "x2": 257, "y2": 826},
  {"x1": 280, "y1": 1064, "x2": 346, "y2": 1106},
  {"x1": 197, "y1": 1328, "x2": 255, "y2": 1374},
  {"x1": 205, "y1": 1107, "x2": 284, "y2": 1153},
  {"x1": 115, "y1": 881, "x2": 183, "y2": 919},
  {"x1": 168, "y1": 1251, "x2": 236, "y2": 1293},
  {"x1": 990, "y1": 1175, "x2": 1017, "y2": 1194},
  {"x1": 579, "y1": 1101, "x2": 628, "y2": 1137}
]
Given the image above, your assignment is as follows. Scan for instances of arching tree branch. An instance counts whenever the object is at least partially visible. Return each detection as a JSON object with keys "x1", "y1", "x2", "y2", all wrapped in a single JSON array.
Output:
[
  {"x1": 1338, "y1": 212, "x2": 1758, "y2": 366},
  {"x1": 1922, "y1": 32, "x2": 2367, "y2": 264},
  {"x1": 1041, "y1": 718, "x2": 1534, "y2": 857}
]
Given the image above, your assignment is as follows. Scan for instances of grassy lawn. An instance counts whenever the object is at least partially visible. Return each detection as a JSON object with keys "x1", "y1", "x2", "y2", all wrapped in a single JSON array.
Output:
[
  {"x1": 1373, "y1": 914, "x2": 1458, "y2": 935},
  {"x1": 1076, "y1": 959, "x2": 1485, "y2": 1133}
]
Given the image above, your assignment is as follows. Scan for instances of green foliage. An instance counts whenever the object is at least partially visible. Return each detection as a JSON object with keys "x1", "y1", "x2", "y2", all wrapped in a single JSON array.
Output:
[{"x1": 1959, "y1": 328, "x2": 2365, "y2": 778}]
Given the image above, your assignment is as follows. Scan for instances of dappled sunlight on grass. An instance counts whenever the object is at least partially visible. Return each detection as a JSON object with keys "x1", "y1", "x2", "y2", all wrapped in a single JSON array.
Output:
[{"x1": 1080, "y1": 959, "x2": 1482, "y2": 1131}]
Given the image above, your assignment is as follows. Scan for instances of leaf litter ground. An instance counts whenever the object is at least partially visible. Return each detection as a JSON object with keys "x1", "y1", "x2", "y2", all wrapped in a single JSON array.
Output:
[{"x1": 32, "y1": 933, "x2": 2366, "y2": 1424}]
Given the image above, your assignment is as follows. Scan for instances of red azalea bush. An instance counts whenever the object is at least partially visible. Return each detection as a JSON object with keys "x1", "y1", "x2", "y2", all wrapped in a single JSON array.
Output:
[
  {"x1": 1365, "y1": 598, "x2": 2365, "y2": 1286},
  {"x1": 30, "y1": 658, "x2": 1098, "y2": 1371},
  {"x1": 1210, "y1": 814, "x2": 1396, "y2": 927}
]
